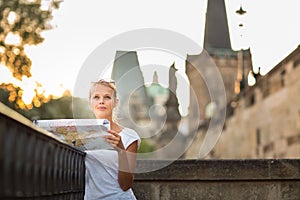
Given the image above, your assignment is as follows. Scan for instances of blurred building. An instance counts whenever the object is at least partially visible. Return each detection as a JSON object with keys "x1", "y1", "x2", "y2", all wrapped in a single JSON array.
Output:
[
  {"x1": 212, "y1": 45, "x2": 300, "y2": 158},
  {"x1": 155, "y1": 64, "x2": 183, "y2": 158},
  {"x1": 184, "y1": 0, "x2": 300, "y2": 158},
  {"x1": 146, "y1": 71, "x2": 169, "y2": 134},
  {"x1": 111, "y1": 51, "x2": 182, "y2": 146},
  {"x1": 146, "y1": 71, "x2": 169, "y2": 107},
  {"x1": 186, "y1": 0, "x2": 253, "y2": 121},
  {"x1": 184, "y1": 0, "x2": 253, "y2": 158},
  {"x1": 110, "y1": 0, "x2": 300, "y2": 159},
  {"x1": 111, "y1": 51, "x2": 150, "y2": 132}
]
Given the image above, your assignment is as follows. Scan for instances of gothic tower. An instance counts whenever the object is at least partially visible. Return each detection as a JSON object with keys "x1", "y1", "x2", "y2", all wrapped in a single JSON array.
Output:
[
  {"x1": 111, "y1": 51, "x2": 150, "y2": 127},
  {"x1": 157, "y1": 63, "x2": 182, "y2": 158},
  {"x1": 165, "y1": 63, "x2": 181, "y2": 123},
  {"x1": 204, "y1": 0, "x2": 232, "y2": 50},
  {"x1": 186, "y1": 0, "x2": 253, "y2": 120}
]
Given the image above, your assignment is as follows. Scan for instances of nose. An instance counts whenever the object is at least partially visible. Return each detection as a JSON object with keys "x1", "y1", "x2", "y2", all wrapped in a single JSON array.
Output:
[{"x1": 98, "y1": 97, "x2": 104, "y2": 104}]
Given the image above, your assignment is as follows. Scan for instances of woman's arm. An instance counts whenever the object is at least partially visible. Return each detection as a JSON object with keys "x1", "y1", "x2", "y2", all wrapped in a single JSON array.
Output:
[
  {"x1": 104, "y1": 130, "x2": 138, "y2": 191},
  {"x1": 117, "y1": 141, "x2": 138, "y2": 191}
]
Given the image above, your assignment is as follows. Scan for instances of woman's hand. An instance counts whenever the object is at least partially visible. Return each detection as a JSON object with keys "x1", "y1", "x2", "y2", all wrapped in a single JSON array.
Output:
[
  {"x1": 103, "y1": 129, "x2": 125, "y2": 151},
  {"x1": 103, "y1": 128, "x2": 138, "y2": 191}
]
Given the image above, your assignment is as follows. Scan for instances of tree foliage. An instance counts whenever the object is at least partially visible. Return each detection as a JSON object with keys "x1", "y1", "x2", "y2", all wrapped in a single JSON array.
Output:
[
  {"x1": 0, "y1": 0, "x2": 62, "y2": 109},
  {"x1": 0, "y1": 82, "x2": 51, "y2": 109},
  {"x1": 0, "y1": 85, "x2": 95, "y2": 120},
  {"x1": 0, "y1": 0, "x2": 61, "y2": 79}
]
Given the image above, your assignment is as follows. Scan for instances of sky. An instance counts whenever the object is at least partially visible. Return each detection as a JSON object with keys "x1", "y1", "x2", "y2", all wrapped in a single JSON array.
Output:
[{"x1": 1, "y1": 0, "x2": 300, "y2": 114}]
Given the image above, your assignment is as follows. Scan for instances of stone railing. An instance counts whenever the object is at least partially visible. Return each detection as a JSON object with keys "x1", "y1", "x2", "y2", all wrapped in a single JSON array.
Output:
[
  {"x1": 0, "y1": 102, "x2": 86, "y2": 199},
  {"x1": 133, "y1": 159, "x2": 300, "y2": 200}
]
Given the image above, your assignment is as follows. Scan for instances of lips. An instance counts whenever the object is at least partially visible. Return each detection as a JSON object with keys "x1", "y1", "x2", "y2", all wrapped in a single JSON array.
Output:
[{"x1": 97, "y1": 106, "x2": 106, "y2": 110}]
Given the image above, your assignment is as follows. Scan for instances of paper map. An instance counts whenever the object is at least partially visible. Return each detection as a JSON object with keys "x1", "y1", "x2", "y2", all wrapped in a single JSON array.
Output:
[{"x1": 34, "y1": 119, "x2": 113, "y2": 150}]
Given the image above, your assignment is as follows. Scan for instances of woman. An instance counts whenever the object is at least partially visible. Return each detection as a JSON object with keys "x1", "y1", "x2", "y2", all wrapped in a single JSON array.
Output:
[{"x1": 84, "y1": 79, "x2": 140, "y2": 200}]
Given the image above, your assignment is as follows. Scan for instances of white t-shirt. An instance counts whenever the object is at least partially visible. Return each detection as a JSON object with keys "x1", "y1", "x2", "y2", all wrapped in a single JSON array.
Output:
[{"x1": 84, "y1": 127, "x2": 141, "y2": 200}]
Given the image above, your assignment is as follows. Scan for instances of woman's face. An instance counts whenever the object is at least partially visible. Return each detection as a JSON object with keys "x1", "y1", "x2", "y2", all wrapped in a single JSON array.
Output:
[{"x1": 90, "y1": 84, "x2": 117, "y2": 119}]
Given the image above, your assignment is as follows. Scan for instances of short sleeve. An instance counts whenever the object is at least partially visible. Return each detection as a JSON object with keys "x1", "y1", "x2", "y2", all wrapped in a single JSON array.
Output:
[{"x1": 120, "y1": 128, "x2": 141, "y2": 150}]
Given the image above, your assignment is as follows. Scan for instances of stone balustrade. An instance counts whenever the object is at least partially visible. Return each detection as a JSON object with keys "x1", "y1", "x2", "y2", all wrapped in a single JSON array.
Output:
[{"x1": 133, "y1": 158, "x2": 300, "y2": 199}]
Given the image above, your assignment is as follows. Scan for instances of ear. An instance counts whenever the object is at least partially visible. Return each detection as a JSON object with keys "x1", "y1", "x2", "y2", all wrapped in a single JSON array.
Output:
[{"x1": 114, "y1": 98, "x2": 119, "y2": 108}]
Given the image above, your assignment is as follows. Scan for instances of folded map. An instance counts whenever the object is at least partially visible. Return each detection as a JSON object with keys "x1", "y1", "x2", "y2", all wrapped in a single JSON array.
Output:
[{"x1": 34, "y1": 119, "x2": 113, "y2": 151}]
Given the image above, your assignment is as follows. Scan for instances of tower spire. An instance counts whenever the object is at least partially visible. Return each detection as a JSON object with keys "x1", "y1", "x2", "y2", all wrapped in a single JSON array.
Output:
[{"x1": 204, "y1": 0, "x2": 232, "y2": 50}]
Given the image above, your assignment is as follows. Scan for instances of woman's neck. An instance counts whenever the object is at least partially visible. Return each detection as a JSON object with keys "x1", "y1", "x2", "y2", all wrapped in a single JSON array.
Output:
[{"x1": 110, "y1": 121, "x2": 123, "y2": 133}]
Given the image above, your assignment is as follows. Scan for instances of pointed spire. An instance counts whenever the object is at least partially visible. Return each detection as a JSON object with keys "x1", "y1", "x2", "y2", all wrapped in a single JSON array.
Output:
[
  {"x1": 165, "y1": 62, "x2": 181, "y2": 121},
  {"x1": 204, "y1": 0, "x2": 232, "y2": 50},
  {"x1": 169, "y1": 63, "x2": 178, "y2": 94},
  {"x1": 152, "y1": 71, "x2": 159, "y2": 84}
]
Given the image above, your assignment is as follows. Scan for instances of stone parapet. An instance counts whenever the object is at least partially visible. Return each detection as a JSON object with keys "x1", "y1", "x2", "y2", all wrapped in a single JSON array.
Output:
[{"x1": 133, "y1": 159, "x2": 300, "y2": 200}]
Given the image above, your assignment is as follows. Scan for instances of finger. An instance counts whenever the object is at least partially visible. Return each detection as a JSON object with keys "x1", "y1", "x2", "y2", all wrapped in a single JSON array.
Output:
[
  {"x1": 106, "y1": 129, "x2": 119, "y2": 137},
  {"x1": 104, "y1": 136, "x2": 120, "y2": 144},
  {"x1": 103, "y1": 134, "x2": 119, "y2": 141},
  {"x1": 105, "y1": 139, "x2": 121, "y2": 150},
  {"x1": 104, "y1": 138, "x2": 117, "y2": 146}
]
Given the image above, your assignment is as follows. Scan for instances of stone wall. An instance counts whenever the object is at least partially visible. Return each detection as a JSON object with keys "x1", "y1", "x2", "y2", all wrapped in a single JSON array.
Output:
[
  {"x1": 132, "y1": 159, "x2": 300, "y2": 200},
  {"x1": 212, "y1": 46, "x2": 300, "y2": 159}
]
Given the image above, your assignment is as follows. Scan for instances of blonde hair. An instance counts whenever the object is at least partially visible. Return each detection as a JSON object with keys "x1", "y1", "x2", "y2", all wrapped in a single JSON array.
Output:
[
  {"x1": 89, "y1": 79, "x2": 119, "y2": 121},
  {"x1": 89, "y1": 79, "x2": 117, "y2": 100}
]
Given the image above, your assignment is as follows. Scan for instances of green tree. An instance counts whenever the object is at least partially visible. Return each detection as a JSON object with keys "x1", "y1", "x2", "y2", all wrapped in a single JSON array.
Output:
[
  {"x1": 0, "y1": 0, "x2": 62, "y2": 108},
  {"x1": 0, "y1": 0, "x2": 61, "y2": 79}
]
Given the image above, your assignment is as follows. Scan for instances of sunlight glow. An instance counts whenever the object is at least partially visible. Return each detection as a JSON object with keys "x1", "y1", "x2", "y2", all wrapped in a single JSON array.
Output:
[
  {"x1": 1, "y1": 64, "x2": 64, "y2": 108},
  {"x1": 44, "y1": 83, "x2": 66, "y2": 98},
  {"x1": 5, "y1": 32, "x2": 22, "y2": 46},
  {"x1": 0, "y1": 64, "x2": 13, "y2": 83},
  {"x1": 0, "y1": 46, "x2": 5, "y2": 54},
  {"x1": 22, "y1": 88, "x2": 35, "y2": 105},
  {"x1": 7, "y1": 11, "x2": 18, "y2": 25},
  {"x1": 41, "y1": 0, "x2": 51, "y2": 11},
  {"x1": 21, "y1": 77, "x2": 36, "y2": 105},
  {"x1": 248, "y1": 72, "x2": 256, "y2": 86}
]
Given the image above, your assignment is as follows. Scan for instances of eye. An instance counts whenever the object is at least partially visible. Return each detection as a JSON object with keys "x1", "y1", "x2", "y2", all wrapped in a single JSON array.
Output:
[
  {"x1": 104, "y1": 95, "x2": 111, "y2": 99},
  {"x1": 93, "y1": 95, "x2": 100, "y2": 100}
]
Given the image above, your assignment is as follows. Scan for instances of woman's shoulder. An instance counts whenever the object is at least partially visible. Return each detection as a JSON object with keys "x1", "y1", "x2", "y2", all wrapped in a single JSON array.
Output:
[
  {"x1": 121, "y1": 127, "x2": 140, "y2": 138},
  {"x1": 120, "y1": 127, "x2": 141, "y2": 148}
]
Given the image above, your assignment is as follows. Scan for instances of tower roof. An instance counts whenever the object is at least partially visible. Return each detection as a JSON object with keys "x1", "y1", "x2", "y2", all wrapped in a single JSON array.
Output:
[
  {"x1": 204, "y1": 0, "x2": 232, "y2": 51},
  {"x1": 111, "y1": 51, "x2": 150, "y2": 106}
]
